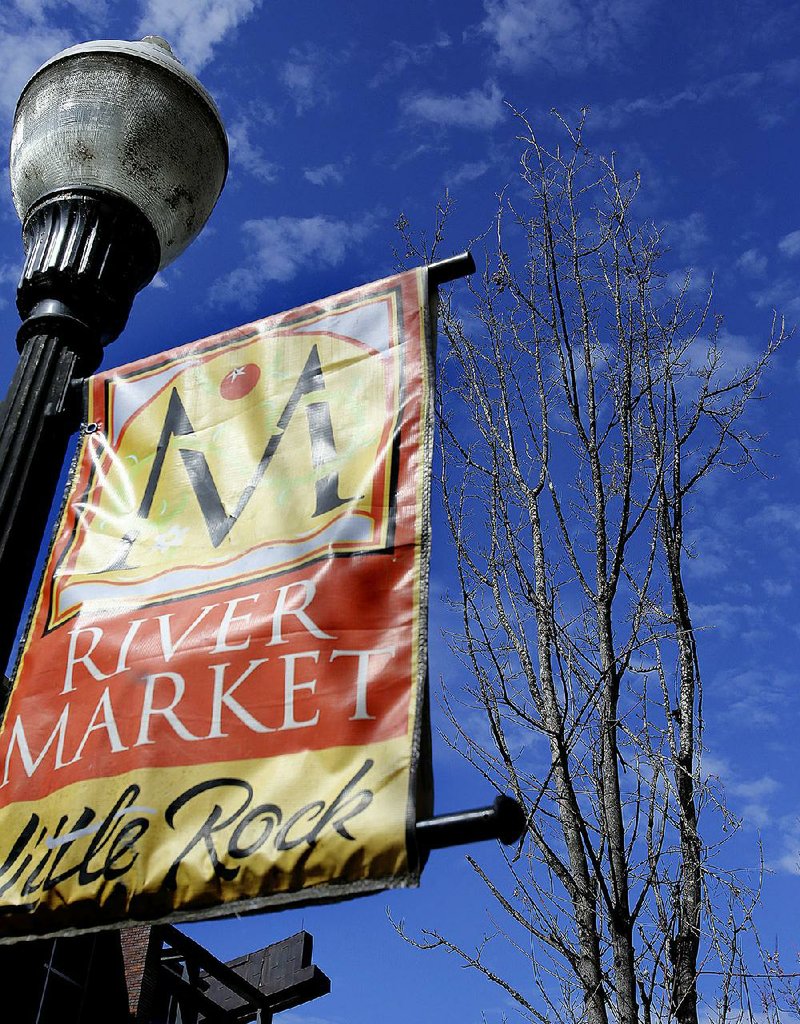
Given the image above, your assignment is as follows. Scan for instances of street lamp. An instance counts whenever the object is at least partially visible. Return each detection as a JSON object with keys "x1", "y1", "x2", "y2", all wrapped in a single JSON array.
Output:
[{"x1": 0, "y1": 36, "x2": 227, "y2": 673}]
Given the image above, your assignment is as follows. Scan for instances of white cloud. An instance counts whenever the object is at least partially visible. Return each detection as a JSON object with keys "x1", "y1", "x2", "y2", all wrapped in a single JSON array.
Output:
[
  {"x1": 0, "y1": 260, "x2": 19, "y2": 308},
  {"x1": 369, "y1": 32, "x2": 451, "y2": 87},
  {"x1": 405, "y1": 81, "x2": 505, "y2": 129},
  {"x1": 209, "y1": 214, "x2": 374, "y2": 307},
  {"x1": 280, "y1": 48, "x2": 330, "y2": 116},
  {"x1": 594, "y1": 58, "x2": 800, "y2": 130},
  {"x1": 482, "y1": 0, "x2": 652, "y2": 73},
  {"x1": 0, "y1": 261, "x2": 20, "y2": 286},
  {"x1": 682, "y1": 526, "x2": 729, "y2": 580},
  {"x1": 775, "y1": 849, "x2": 800, "y2": 875},
  {"x1": 747, "y1": 502, "x2": 800, "y2": 535},
  {"x1": 713, "y1": 329, "x2": 758, "y2": 374},
  {"x1": 773, "y1": 816, "x2": 800, "y2": 875},
  {"x1": 663, "y1": 266, "x2": 711, "y2": 302},
  {"x1": 599, "y1": 72, "x2": 761, "y2": 127},
  {"x1": 730, "y1": 776, "x2": 779, "y2": 830},
  {"x1": 700, "y1": 751, "x2": 731, "y2": 783},
  {"x1": 692, "y1": 600, "x2": 759, "y2": 636},
  {"x1": 136, "y1": 0, "x2": 261, "y2": 71},
  {"x1": 736, "y1": 247, "x2": 767, "y2": 277},
  {"x1": 718, "y1": 667, "x2": 796, "y2": 730},
  {"x1": 227, "y1": 116, "x2": 279, "y2": 184},
  {"x1": 763, "y1": 578, "x2": 792, "y2": 597},
  {"x1": 701, "y1": 757, "x2": 780, "y2": 830},
  {"x1": 6, "y1": 0, "x2": 106, "y2": 24},
  {"x1": 304, "y1": 163, "x2": 345, "y2": 187},
  {"x1": 729, "y1": 775, "x2": 779, "y2": 801},
  {"x1": 664, "y1": 212, "x2": 708, "y2": 259},
  {"x1": 778, "y1": 229, "x2": 800, "y2": 258},
  {"x1": 448, "y1": 160, "x2": 491, "y2": 187},
  {"x1": 753, "y1": 276, "x2": 800, "y2": 317}
]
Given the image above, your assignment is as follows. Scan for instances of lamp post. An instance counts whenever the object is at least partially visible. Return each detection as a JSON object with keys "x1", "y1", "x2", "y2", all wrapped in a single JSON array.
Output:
[{"x1": 0, "y1": 36, "x2": 227, "y2": 674}]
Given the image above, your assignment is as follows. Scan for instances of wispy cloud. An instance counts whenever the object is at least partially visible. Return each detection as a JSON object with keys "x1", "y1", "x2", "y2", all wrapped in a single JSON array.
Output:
[
  {"x1": 717, "y1": 666, "x2": 797, "y2": 730},
  {"x1": 280, "y1": 46, "x2": 330, "y2": 116},
  {"x1": 227, "y1": 114, "x2": 279, "y2": 184},
  {"x1": 370, "y1": 32, "x2": 451, "y2": 87},
  {"x1": 135, "y1": 0, "x2": 261, "y2": 71},
  {"x1": 481, "y1": 0, "x2": 652, "y2": 73},
  {"x1": 752, "y1": 276, "x2": 800, "y2": 317},
  {"x1": 304, "y1": 163, "x2": 345, "y2": 187},
  {"x1": 0, "y1": 260, "x2": 21, "y2": 308},
  {"x1": 778, "y1": 229, "x2": 800, "y2": 258},
  {"x1": 703, "y1": 755, "x2": 781, "y2": 831},
  {"x1": 405, "y1": 81, "x2": 505, "y2": 130},
  {"x1": 713, "y1": 329, "x2": 759, "y2": 374},
  {"x1": 209, "y1": 214, "x2": 374, "y2": 307},
  {"x1": 762, "y1": 578, "x2": 792, "y2": 598},
  {"x1": 9, "y1": 0, "x2": 107, "y2": 24},
  {"x1": 729, "y1": 774, "x2": 779, "y2": 802},
  {"x1": 747, "y1": 502, "x2": 800, "y2": 535},
  {"x1": 663, "y1": 266, "x2": 711, "y2": 304},
  {"x1": 595, "y1": 58, "x2": 800, "y2": 130},
  {"x1": 737, "y1": 247, "x2": 767, "y2": 277},
  {"x1": 692, "y1": 599, "x2": 760, "y2": 636},
  {"x1": 448, "y1": 160, "x2": 491, "y2": 188},
  {"x1": 676, "y1": 524, "x2": 733, "y2": 581},
  {"x1": 663, "y1": 211, "x2": 708, "y2": 260},
  {"x1": 600, "y1": 72, "x2": 760, "y2": 126},
  {"x1": 774, "y1": 818, "x2": 800, "y2": 875},
  {"x1": 0, "y1": 261, "x2": 20, "y2": 286}
]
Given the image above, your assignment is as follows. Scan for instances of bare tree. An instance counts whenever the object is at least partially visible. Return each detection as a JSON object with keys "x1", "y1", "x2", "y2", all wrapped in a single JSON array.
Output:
[{"x1": 395, "y1": 111, "x2": 787, "y2": 1024}]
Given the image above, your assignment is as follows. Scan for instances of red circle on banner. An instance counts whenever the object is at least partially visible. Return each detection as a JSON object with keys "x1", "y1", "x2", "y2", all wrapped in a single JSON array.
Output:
[{"x1": 220, "y1": 364, "x2": 261, "y2": 400}]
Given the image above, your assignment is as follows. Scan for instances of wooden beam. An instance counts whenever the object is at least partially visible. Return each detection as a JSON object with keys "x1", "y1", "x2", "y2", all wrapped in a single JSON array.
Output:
[
  {"x1": 159, "y1": 969, "x2": 238, "y2": 1023},
  {"x1": 159, "y1": 925, "x2": 274, "y2": 1015}
]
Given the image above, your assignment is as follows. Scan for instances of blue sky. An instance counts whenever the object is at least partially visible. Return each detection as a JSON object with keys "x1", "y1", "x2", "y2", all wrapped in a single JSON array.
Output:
[{"x1": 0, "y1": 0, "x2": 799, "y2": 1020}]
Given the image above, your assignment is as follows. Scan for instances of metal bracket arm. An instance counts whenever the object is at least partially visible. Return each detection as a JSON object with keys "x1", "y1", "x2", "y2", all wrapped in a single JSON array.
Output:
[
  {"x1": 426, "y1": 251, "x2": 476, "y2": 289},
  {"x1": 416, "y1": 794, "x2": 526, "y2": 854}
]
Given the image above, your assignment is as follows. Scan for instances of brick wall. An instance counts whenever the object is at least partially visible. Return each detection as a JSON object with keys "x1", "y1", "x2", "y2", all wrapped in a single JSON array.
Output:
[{"x1": 120, "y1": 925, "x2": 158, "y2": 1021}]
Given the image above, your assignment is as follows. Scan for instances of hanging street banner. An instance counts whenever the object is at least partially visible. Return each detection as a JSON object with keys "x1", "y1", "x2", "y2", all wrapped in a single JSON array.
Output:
[{"x1": 0, "y1": 268, "x2": 434, "y2": 940}]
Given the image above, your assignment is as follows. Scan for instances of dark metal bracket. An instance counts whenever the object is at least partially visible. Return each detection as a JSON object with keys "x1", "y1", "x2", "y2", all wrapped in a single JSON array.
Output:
[
  {"x1": 427, "y1": 251, "x2": 476, "y2": 289},
  {"x1": 415, "y1": 794, "x2": 526, "y2": 855}
]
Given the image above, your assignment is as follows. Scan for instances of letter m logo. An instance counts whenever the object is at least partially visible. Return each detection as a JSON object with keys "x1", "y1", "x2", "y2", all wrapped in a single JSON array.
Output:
[{"x1": 48, "y1": 288, "x2": 407, "y2": 627}]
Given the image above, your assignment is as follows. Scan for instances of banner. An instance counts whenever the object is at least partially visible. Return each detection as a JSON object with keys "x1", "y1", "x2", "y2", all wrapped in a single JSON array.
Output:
[{"x1": 0, "y1": 268, "x2": 433, "y2": 940}]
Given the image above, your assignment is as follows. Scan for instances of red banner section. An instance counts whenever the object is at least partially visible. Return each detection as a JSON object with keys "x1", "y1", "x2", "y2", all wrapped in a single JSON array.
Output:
[{"x1": 0, "y1": 268, "x2": 433, "y2": 940}]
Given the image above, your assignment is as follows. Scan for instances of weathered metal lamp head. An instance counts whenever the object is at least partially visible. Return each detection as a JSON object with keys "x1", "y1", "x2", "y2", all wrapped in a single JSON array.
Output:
[{"x1": 10, "y1": 36, "x2": 228, "y2": 350}]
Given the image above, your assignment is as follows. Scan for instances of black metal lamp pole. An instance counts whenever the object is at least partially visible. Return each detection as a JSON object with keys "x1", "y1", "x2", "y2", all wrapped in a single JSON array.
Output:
[
  {"x1": 0, "y1": 195, "x2": 158, "y2": 673},
  {"x1": 0, "y1": 36, "x2": 228, "y2": 674}
]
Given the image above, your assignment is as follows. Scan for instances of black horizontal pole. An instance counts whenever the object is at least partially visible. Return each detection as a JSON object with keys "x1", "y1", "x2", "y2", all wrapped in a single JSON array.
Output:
[
  {"x1": 427, "y1": 251, "x2": 476, "y2": 289},
  {"x1": 416, "y1": 794, "x2": 526, "y2": 854}
]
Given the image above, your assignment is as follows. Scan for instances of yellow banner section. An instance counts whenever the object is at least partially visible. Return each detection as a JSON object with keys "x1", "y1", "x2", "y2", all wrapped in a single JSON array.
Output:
[{"x1": 0, "y1": 737, "x2": 411, "y2": 939}]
